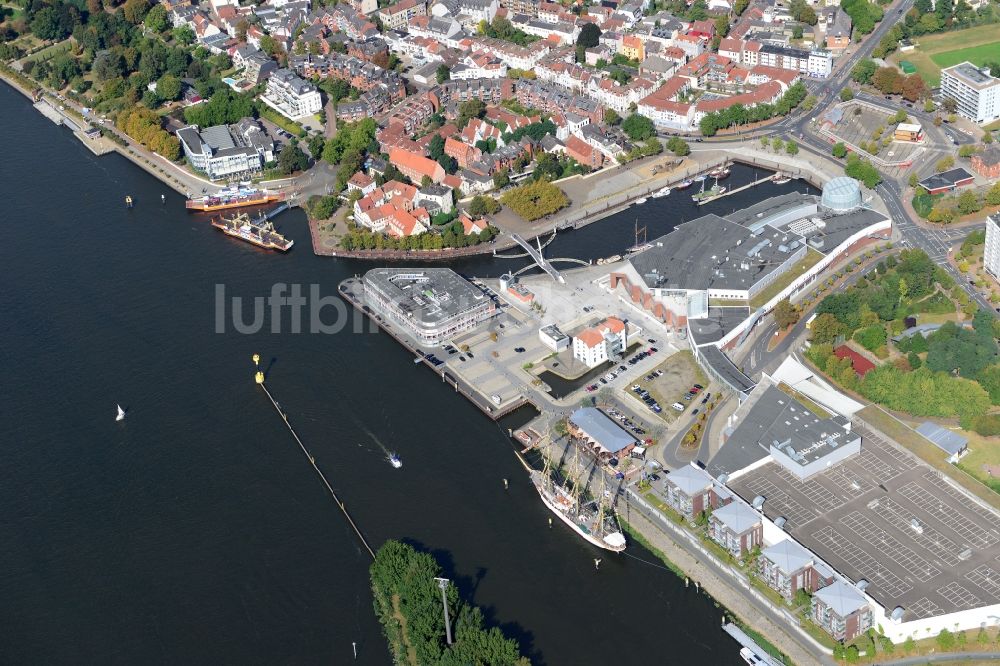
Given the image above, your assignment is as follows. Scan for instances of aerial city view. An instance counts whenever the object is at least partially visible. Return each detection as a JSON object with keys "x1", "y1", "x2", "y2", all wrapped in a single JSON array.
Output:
[{"x1": 6, "y1": 0, "x2": 1000, "y2": 660}]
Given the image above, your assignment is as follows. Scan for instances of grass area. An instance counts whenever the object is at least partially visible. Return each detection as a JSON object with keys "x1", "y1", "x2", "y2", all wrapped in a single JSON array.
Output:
[
  {"x1": 708, "y1": 298, "x2": 750, "y2": 307},
  {"x1": 619, "y1": 519, "x2": 686, "y2": 578},
  {"x1": 891, "y1": 24, "x2": 1000, "y2": 87},
  {"x1": 23, "y1": 38, "x2": 73, "y2": 64},
  {"x1": 858, "y1": 406, "x2": 1000, "y2": 511},
  {"x1": 799, "y1": 619, "x2": 841, "y2": 650},
  {"x1": 642, "y1": 490, "x2": 686, "y2": 524},
  {"x1": 258, "y1": 105, "x2": 307, "y2": 138},
  {"x1": 748, "y1": 573, "x2": 789, "y2": 609},
  {"x1": 984, "y1": 118, "x2": 1000, "y2": 132},
  {"x1": 776, "y1": 383, "x2": 831, "y2": 418},
  {"x1": 750, "y1": 248, "x2": 825, "y2": 309},
  {"x1": 956, "y1": 429, "x2": 1000, "y2": 493}
]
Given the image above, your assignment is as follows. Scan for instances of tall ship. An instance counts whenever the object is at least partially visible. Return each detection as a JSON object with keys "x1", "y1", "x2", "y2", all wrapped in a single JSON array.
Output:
[
  {"x1": 529, "y1": 445, "x2": 626, "y2": 552},
  {"x1": 186, "y1": 185, "x2": 286, "y2": 212},
  {"x1": 211, "y1": 213, "x2": 294, "y2": 251}
]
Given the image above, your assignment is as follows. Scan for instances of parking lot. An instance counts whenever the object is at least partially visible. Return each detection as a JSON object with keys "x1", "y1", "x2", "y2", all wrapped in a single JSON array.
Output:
[
  {"x1": 823, "y1": 102, "x2": 925, "y2": 176},
  {"x1": 727, "y1": 423, "x2": 1000, "y2": 619}
]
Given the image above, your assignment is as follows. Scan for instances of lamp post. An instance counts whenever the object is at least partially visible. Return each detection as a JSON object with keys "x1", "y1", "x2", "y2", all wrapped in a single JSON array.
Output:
[{"x1": 434, "y1": 577, "x2": 453, "y2": 645}]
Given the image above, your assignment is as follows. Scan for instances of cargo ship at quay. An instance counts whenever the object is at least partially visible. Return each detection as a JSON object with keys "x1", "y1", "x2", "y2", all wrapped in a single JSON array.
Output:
[
  {"x1": 186, "y1": 185, "x2": 285, "y2": 212},
  {"x1": 211, "y1": 213, "x2": 294, "y2": 251}
]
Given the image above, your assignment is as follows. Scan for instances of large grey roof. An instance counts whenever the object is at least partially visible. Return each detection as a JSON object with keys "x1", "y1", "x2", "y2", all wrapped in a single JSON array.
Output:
[
  {"x1": 628, "y1": 215, "x2": 804, "y2": 292},
  {"x1": 713, "y1": 500, "x2": 760, "y2": 533},
  {"x1": 761, "y1": 539, "x2": 814, "y2": 574},
  {"x1": 699, "y1": 346, "x2": 756, "y2": 394},
  {"x1": 814, "y1": 580, "x2": 868, "y2": 616},
  {"x1": 570, "y1": 407, "x2": 637, "y2": 454},
  {"x1": 915, "y1": 422, "x2": 968, "y2": 456},
  {"x1": 665, "y1": 463, "x2": 715, "y2": 495},
  {"x1": 724, "y1": 192, "x2": 817, "y2": 229}
]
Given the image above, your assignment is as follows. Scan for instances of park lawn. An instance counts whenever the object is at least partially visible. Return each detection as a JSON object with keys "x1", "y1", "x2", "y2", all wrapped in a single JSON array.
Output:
[
  {"x1": 749, "y1": 248, "x2": 824, "y2": 309},
  {"x1": 891, "y1": 24, "x2": 1000, "y2": 87},
  {"x1": 930, "y1": 42, "x2": 1000, "y2": 70}
]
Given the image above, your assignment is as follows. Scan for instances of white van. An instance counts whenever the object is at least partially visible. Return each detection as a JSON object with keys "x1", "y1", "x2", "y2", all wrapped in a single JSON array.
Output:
[{"x1": 671, "y1": 402, "x2": 685, "y2": 411}]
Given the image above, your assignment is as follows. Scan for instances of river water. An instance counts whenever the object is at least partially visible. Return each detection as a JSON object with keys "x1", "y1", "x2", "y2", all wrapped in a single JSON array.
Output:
[{"x1": 0, "y1": 83, "x2": 812, "y2": 665}]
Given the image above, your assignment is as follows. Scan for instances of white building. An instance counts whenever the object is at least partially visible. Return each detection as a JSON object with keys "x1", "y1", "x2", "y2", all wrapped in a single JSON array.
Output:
[
  {"x1": 941, "y1": 61, "x2": 1000, "y2": 124},
  {"x1": 572, "y1": 316, "x2": 633, "y2": 367},
  {"x1": 261, "y1": 68, "x2": 322, "y2": 120},
  {"x1": 539, "y1": 324, "x2": 571, "y2": 351},
  {"x1": 985, "y1": 214, "x2": 1000, "y2": 282}
]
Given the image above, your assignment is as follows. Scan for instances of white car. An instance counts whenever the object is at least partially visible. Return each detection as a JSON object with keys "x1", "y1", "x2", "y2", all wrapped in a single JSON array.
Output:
[{"x1": 672, "y1": 402, "x2": 685, "y2": 411}]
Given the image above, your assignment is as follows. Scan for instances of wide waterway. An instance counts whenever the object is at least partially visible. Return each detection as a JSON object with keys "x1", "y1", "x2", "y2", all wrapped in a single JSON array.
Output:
[{"x1": 0, "y1": 83, "x2": 814, "y2": 665}]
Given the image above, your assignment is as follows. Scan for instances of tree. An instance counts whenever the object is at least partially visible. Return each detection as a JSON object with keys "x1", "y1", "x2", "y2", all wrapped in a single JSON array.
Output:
[
  {"x1": 901, "y1": 74, "x2": 926, "y2": 102},
  {"x1": 144, "y1": 4, "x2": 168, "y2": 32},
  {"x1": 802, "y1": 95, "x2": 817, "y2": 111},
  {"x1": 468, "y1": 195, "x2": 500, "y2": 216},
  {"x1": 577, "y1": 22, "x2": 601, "y2": 48},
  {"x1": 851, "y1": 59, "x2": 877, "y2": 85},
  {"x1": 771, "y1": 137, "x2": 783, "y2": 153},
  {"x1": 172, "y1": 24, "x2": 194, "y2": 45},
  {"x1": 936, "y1": 155, "x2": 955, "y2": 172},
  {"x1": 428, "y1": 134, "x2": 446, "y2": 161},
  {"x1": 872, "y1": 67, "x2": 902, "y2": 95},
  {"x1": 621, "y1": 113, "x2": 655, "y2": 141},
  {"x1": 832, "y1": 142, "x2": 848, "y2": 158},
  {"x1": 773, "y1": 299, "x2": 800, "y2": 329},
  {"x1": 500, "y1": 181, "x2": 568, "y2": 221},
  {"x1": 493, "y1": 169, "x2": 510, "y2": 190},
  {"x1": 156, "y1": 73, "x2": 182, "y2": 101},
  {"x1": 456, "y1": 99, "x2": 486, "y2": 129},
  {"x1": 811, "y1": 313, "x2": 846, "y2": 344},
  {"x1": 277, "y1": 143, "x2": 308, "y2": 175},
  {"x1": 436, "y1": 64, "x2": 450, "y2": 83},
  {"x1": 840, "y1": 87, "x2": 854, "y2": 102},
  {"x1": 123, "y1": 0, "x2": 150, "y2": 24},
  {"x1": 937, "y1": 629, "x2": 956, "y2": 651},
  {"x1": 942, "y1": 97, "x2": 958, "y2": 113},
  {"x1": 785, "y1": 140, "x2": 799, "y2": 156}
]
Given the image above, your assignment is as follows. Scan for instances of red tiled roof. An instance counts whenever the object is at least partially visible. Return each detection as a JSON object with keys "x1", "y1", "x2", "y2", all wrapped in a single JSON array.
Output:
[{"x1": 834, "y1": 346, "x2": 876, "y2": 376}]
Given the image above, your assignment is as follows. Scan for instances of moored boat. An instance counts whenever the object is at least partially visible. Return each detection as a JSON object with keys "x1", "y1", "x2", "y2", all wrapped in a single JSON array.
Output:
[
  {"x1": 772, "y1": 173, "x2": 792, "y2": 185},
  {"x1": 186, "y1": 185, "x2": 286, "y2": 212},
  {"x1": 652, "y1": 186, "x2": 672, "y2": 198},
  {"x1": 675, "y1": 179, "x2": 693, "y2": 190},
  {"x1": 211, "y1": 213, "x2": 294, "y2": 251},
  {"x1": 709, "y1": 166, "x2": 731, "y2": 179},
  {"x1": 635, "y1": 197, "x2": 648, "y2": 205}
]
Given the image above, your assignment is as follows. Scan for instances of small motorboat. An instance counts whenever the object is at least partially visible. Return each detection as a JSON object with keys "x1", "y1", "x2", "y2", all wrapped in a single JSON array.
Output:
[
  {"x1": 116, "y1": 404, "x2": 126, "y2": 422},
  {"x1": 694, "y1": 174, "x2": 707, "y2": 181},
  {"x1": 389, "y1": 453, "x2": 402, "y2": 468},
  {"x1": 652, "y1": 186, "x2": 671, "y2": 198},
  {"x1": 772, "y1": 173, "x2": 792, "y2": 184},
  {"x1": 635, "y1": 197, "x2": 648, "y2": 205},
  {"x1": 676, "y1": 179, "x2": 693, "y2": 190}
]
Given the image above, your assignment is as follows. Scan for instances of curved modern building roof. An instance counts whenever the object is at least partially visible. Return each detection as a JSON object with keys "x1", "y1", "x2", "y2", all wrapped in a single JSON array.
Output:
[{"x1": 821, "y1": 176, "x2": 862, "y2": 211}]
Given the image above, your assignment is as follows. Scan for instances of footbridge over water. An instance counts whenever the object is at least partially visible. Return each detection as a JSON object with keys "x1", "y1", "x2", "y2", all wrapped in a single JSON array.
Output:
[{"x1": 506, "y1": 233, "x2": 568, "y2": 283}]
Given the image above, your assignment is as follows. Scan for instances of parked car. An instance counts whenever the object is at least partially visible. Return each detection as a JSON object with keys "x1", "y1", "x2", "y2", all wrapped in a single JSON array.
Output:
[
  {"x1": 692, "y1": 409, "x2": 699, "y2": 415},
  {"x1": 672, "y1": 402, "x2": 685, "y2": 411}
]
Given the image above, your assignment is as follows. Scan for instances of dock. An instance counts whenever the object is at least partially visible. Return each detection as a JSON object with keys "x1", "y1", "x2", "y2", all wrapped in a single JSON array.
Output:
[
  {"x1": 338, "y1": 278, "x2": 531, "y2": 421},
  {"x1": 722, "y1": 622, "x2": 784, "y2": 665},
  {"x1": 696, "y1": 174, "x2": 775, "y2": 206}
]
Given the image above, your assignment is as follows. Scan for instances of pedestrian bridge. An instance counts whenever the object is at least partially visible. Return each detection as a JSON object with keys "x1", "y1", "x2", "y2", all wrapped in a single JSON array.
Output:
[{"x1": 509, "y1": 233, "x2": 565, "y2": 283}]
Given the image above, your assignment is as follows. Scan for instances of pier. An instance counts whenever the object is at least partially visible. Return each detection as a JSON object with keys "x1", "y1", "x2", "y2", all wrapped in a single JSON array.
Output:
[
  {"x1": 722, "y1": 622, "x2": 784, "y2": 665},
  {"x1": 256, "y1": 373, "x2": 376, "y2": 560},
  {"x1": 696, "y1": 174, "x2": 777, "y2": 206}
]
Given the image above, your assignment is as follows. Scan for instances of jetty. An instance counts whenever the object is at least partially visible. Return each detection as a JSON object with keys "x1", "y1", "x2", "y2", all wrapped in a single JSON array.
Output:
[
  {"x1": 722, "y1": 622, "x2": 783, "y2": 665},
  {"x1": 254, "y1": 366, "x2": 375, "y2": 559},
  {"x1": 696, "y1": 174, "x2": 774, "y2": 206}
]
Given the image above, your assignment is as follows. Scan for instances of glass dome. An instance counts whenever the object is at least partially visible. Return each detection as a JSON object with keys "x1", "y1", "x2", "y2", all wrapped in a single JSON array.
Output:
[{"x1": 821, "y1": 176, "x2": 862, "y2": 211}]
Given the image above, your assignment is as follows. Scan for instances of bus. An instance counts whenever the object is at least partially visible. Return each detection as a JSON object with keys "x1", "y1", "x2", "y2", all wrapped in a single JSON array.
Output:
[{"x1": 805, "y1": 313, "x2": 817, "y2": 330}]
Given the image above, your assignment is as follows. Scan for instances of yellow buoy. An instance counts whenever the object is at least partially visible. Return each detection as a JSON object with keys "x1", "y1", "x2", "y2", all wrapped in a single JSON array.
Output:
[
  {"x1": 255, "y1": 371, "x2": 265, "y2": 384},
  {"x1": 252, "y1": 353, "x2": 260, "y2": 366}
]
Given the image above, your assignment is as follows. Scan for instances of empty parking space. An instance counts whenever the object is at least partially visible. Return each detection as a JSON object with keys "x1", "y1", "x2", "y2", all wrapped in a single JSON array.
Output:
[{"x1": 728, "y1": 421, "x2": 1000, "y2": 620}]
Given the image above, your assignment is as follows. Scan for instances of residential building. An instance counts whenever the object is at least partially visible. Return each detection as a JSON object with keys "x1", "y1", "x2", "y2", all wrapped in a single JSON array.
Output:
[
  {"x1": 378, "y1": 0, "x2": 426, "y2": 30},
  {"x1": 663, "y1": 463, "x2": 729, "y2": 522},
  {"x1": 985, "y1": 214, "x2": 1000, "y2": 282},
  {"x1": 262, "y1": 69, "x2": 322, "y2": 120},
  {"x1": 708, "y1": 500, "x2": 762, "y2": 557},
  {"x1": 415, "y1": 184, "x2": 454, "y2": 214},
  {"x1": 362, "y1": 268, "x2": 495, "y2": 345},
  {"x1": 758, "y1": 540, "x2": 834, "y2": 601},
  {"x1": 389, "y1": 148, "x2": 447, "y2": 183},
  {"x1": 825, "y1": 8, "x2": 851, "y2": 49},
  {"x1": 893, "y1": 122, "x2": 923, "y2": 142},
  {"x1": 917, "y1": 167, "x2": 975, "y2": 195},
  {"x1": 941, "y1": 62, "x2": 1000, "y2": 124},
  {"x1": 811, "y1": 581, "x2": 873, "y2": 642},
  {"x1": 971, "y1": 146, "x2": 1000, "y2": 179},
  {"x1": 572, "y1": 316, "x2": 631, "y2": 367}
]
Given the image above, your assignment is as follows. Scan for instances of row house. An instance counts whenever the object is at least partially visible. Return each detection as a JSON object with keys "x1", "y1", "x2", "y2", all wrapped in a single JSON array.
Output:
[
  {"x1": 515, "y1": 79, "x2": 604, "y2": 123},
  {"x1": 431, "y1": 0, "x2": 500, "y2": 25},
  {"x1": 563, "y1": 134, "x2": 604, "y2": 169},
  {"x1": 672, "y1": 33, "x2": 707, "y2": 59},
  {"x1": 758, "y1": 540, "x2": 835, "y2": 602},
  {"x1": 450, "y1": 51, "x2": 508, "y2": 80},
  {"x1": 498, "y1": 0, "x2": 539, "y2": 17},
  {"x1": 687, "y1": 19, "x2": 715, "y2": 39},
  {"x1": 347, "y1": 38, "x2": 389, "y2": 64},
  {"x1": 430, "y1": 78, "x2": 513, "y2": 107},
  {"x1": 315, "y1": 5, "x2": 380, "y2": 40},
  {"x1": 708, "y1": 500, "x2": 763, "y2": 557},
  {"x1": 335, "y1": 84, "x2": 397, "y2": 120},
  {"x1": 460, "y1": 118, "x2": 504, "y2": 148},
  {"x1": 385, "y1": 33, "x2": 444, "y2": 60},
  {"x1": 662, "y1": 463, "x2": 730, "y2": 522},
  {"x1": 378, "y1": 0, "x2": 427, "y2": 31},
  {"x1": 470, "y1": 37, "x2": 551, "y2": 70},
  {"x1": 588, "y1": 77, "x2": 656, "y2": 114},
  {"x1": 693, "y1": 79, "x2": 784, "y2": 122},
  {"x1": 552, "y1": 111, "x2": 590, "y2": 141},
  {"x1": 407, "y1": 15, "x2": 465, "y2": 48},
  {"x1": 348, "y1": 0, "x2": 378, "y2": 16},
  {"x1": 291, "y1": 53, "x2": 405, "y2": 101},
  {"x1": 537, "y1": 1, "x2": 561, "y2": 22},
  {"x1": 511, "y1": 16, "x2": 580, "y2": 46},
  {"x1": 386, "y1": 93, "x2": 439, "y2": 134},
  {"x1": 485, "y1": 106, "x2": 540, "y2": 130},
  {"x1": 347, "y1": 171, "x2": 378, "y2": 197}
]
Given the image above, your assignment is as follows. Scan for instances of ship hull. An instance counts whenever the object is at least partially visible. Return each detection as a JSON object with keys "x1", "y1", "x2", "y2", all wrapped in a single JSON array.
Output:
[
  {"x1": 186, "y1": 193, "x2": 285, "y2": 212},
  {"x1": 531, "y1": 473, "x2": 625, "y2": 552},
  {"x1": 210, "y1": 217, "x2": 293, "y2": 251}
]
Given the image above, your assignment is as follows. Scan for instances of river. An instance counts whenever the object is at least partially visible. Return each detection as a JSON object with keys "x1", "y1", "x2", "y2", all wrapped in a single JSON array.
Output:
[{"x1": 0, "y1": 83, "x2": 812, "y2": 665}]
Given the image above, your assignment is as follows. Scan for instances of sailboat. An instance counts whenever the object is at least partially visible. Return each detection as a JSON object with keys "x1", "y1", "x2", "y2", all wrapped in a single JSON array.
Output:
[
  {"x1": 116, "y1": 404, "x2": 126, "y2": 422},
  {"x1": 388, "y1": 453, "x2": 402, "y2": 468},
  {"x1": 530, "y1": 442, "x2": 626, "y2": 552},
  {"x1": 692, "y1": 178, "x2": 706, "y2": 201}
]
